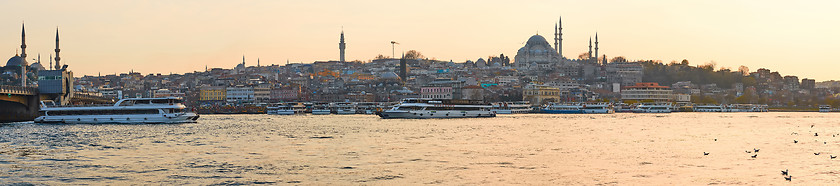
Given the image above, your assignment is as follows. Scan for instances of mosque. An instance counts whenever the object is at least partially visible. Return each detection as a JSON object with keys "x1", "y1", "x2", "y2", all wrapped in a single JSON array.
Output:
[
  {"x1": 514, "y1": 17, "x2": 602, "y2": 73},
  {"x1": 2, "y1": 23, "x2": 66, "y2": 87}
]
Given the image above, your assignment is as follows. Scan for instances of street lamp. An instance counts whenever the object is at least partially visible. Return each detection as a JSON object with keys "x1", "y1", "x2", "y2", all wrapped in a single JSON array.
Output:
[{"x1": 390, "y1": 41, "x2": 399, "y2": 59}]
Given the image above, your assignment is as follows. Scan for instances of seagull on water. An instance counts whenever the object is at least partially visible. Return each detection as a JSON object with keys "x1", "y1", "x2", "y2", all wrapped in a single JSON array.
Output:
[
  {"x1": 751, "y1": 154, "x2": 758, "y2": 158},
  {"x1": 815, "y1": 152, "x2": 821, "y2": 155},
  {"x1": 781, "y1": 169, "x2": 788, "y2": 175},
  {"x1": 831, "y1": 155, "x2": 837, "y2": 159},
  {"x1": 794, "y1": 140, "x2": 798, "y2": 143},
  {"x1": 815, "y1": 133, "x2": 819, "y2": 136},
  {"x1": 784, "y1": 176, "x2": 792, "y2": 181},
  {"x1": 704, "y1": 152, "x2": 709, "y2": 156},
  {"x1": 754, "y1": 148, "x2": 760, "y2": 153},
  {"x1": 745, "y1": 150, "x2": 752, "y2": 153}
]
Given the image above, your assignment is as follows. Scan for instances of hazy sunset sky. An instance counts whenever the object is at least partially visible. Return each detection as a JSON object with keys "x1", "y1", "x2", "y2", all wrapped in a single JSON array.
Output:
[{"x1": 1, "y1": 0, "x2": 838, "y2": 80}]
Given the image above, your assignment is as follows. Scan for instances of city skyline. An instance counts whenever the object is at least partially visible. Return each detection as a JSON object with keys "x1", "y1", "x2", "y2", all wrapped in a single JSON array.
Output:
[{"x1": 2, "y1": 0, "x2": 839, "y2": 80}]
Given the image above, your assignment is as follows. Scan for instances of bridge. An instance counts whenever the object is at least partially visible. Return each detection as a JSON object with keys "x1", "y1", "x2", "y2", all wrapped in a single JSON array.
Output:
[{"x1": 0, "y1": 85, "x2": 114, "y2": 123}]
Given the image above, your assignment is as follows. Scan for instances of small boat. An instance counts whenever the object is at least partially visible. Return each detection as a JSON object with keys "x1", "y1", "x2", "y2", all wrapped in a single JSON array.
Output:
[
  {"x1": 378, "y1": 98, "x2": 495, "y2": 119},
  {"x1": 35, "y1": 97, "x2": 199, "y2": 124}
]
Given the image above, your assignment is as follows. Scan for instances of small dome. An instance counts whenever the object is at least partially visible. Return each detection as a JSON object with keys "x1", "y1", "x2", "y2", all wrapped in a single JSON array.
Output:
[
  {"x1": 6, "y1": 55, "x2": 27, "y2": 67},
  {"x1": 526, "y1": 35, "x2": 549, "y2": 46},
  {"x1": 29, "y1": 62, "x2": 45, "y2": 71}
]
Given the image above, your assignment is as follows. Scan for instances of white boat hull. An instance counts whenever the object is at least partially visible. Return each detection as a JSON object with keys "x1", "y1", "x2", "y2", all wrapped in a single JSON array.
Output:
[
  {"x1": 312, "y1": 110, "x2": 331, "y2": 115},
  {"x1": 583, "y1": 108, "x2": 615, "y2": 114},
  {"x1": 379, "y1": 110, "x2": 496, "y2": 119},
  {"x1": 34, "y1": 112, "x2": 199, "y2": 124},
  {"x1": 336, "y1": 109, "x2": 356, "y2": 115},
  {"x1": 267, "y1": 110, "x2": 297, "y2": 115}
]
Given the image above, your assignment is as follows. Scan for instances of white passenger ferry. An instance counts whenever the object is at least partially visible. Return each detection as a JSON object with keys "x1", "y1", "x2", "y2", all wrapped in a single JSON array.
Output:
[
  {"x1": 333, "y1": 102, "x2": 358, "y2": 115},
  {"x1": 311, "y1": 103, "x2": 331, "y2": 115},
  {"x1": 582, "y1": 103, "x2": 615, "y2": 114},
  {"x1": 378, "y1": 98, "x2": 495, "y2": 119},
  {"x1": 541, "y1": 103, "x2": 583, "y2": 114},
  {"x1": 491, "y1": 102, "x2": 533, "y2": 114},
  {"x1": 820, "y1": 105, "x2": 832, "y2": 113},
  {"x1": 632, "y1": 103, "x2": 673, "y2": 113},
  {"x1": 266, "y1": 102, "x2": 305, "y2": 115},
  {"x1": 35, "y1": 97, "x2": 199, "y2": 124},
  {"x1": 694, "y1": 104, "x2": 725, "y2": 112}
]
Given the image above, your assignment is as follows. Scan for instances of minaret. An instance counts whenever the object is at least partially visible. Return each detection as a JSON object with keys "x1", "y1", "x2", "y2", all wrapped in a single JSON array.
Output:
[
  {"x1": 20, "y1": 23, "x2": 27, "y2": 86},
  {"x1": 20, "y1": 23, "x2": 27, "y2": 59},
  {"x1": 554, "y1": 23, "x2": 559, "y2": 55},
  {"x1": 242, "y1": 55, "x2": 245, "y2": 65},
  {"x1": 55, "y1": 27, "x2": 62, "y2": 70},
  {"x1": 49, "y1": 53, "x2": 53, "y2": 70},
  {"x1": 555, "y1": 16, "x2": 563, "y2": 59},
  {"x1": 339, "y1": 29, "x2": 346, "y2": 62},
  {"x1": 257, "y1": 58, "x2": 260, "y2": 67},
  {"x1": 588, "y1": 37, "x2": 593, "y2": 59},
  {"x1": 594, "y1": 33, "x2": 599, "y2": 62}
]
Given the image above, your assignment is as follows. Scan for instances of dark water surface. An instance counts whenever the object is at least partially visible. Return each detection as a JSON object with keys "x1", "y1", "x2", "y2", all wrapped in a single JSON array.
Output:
[{"x1": 1, "y1": 113, "x2": 839, "y2": 185}]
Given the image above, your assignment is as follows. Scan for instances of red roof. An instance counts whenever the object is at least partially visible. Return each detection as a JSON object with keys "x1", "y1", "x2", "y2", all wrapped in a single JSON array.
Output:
[{"x1": 624, "y1": 82, "x2": 668, "y2": 89}]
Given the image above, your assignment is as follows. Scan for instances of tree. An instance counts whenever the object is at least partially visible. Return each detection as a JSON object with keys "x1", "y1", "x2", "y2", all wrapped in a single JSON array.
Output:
[
  {"x1": 680, "y1": 59, "x2": 689, "y2": 66},
  {"x1": 610, "y1": 56, "x2": 627, "y2": 63},
  {"x1": 578, "y1": 53, "x2": 589, "y2": 60},
  {"x1": 404, "y1": 50, "x2": 424, "y2": 60},
  {"x1": 738, "y1": 65, "x2": 750, "y2": 76},
  {"x1": 374, "y1": 54, "x2": 388, "y2": 60}
]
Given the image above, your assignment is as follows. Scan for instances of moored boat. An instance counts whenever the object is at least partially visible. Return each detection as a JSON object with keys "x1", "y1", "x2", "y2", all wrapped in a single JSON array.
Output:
[
  {"x1": 35, "y1": 97, "x2": 199, "y2": 124},
  {"x1": 378, "y1": 98, "x2": 495, "y2": 119}
]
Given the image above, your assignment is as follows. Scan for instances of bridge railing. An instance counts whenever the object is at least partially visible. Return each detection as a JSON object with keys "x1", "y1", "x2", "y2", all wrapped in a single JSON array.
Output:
[{"x1": 0, "y1": 85, "x2": 37, "y2": 96}]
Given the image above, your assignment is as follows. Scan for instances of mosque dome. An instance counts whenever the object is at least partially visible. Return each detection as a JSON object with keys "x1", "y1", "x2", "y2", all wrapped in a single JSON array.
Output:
[
  {"x1": 29, "y1": 62, "x2": 45, "y2": 71},
  {"x1": 526, "y1": 35, "x2": 549, "y2": 46},
  {"x1": 6, "y1": 55, "x2": 27, "y2": 67}
]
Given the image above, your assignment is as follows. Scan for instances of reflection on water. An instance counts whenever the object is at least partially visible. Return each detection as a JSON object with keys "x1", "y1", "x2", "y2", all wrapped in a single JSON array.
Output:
[{"x1": 1, "y1": 113, "x2": 839, "y2": 184}]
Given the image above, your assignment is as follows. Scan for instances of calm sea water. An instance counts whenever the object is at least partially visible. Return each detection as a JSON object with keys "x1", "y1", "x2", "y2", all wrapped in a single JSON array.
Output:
[{"x1": 1, "y1": 113, "x2": 839, "y2": 185}]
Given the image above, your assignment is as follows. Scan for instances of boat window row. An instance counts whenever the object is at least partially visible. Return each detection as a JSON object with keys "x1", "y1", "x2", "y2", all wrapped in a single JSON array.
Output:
[{"x1": 47, "y1": 109, "x2": 161, "y2": 116}]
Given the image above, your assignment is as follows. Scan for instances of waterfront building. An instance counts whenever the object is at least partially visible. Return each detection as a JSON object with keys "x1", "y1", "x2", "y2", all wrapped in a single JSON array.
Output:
[
  {"x1": 461, "y1": 85, "x2": 485, "y2": 100},
  {"x1": 226, "y1": 85, "x2": 254, "y2": 103},
  {"x1": 621, "y1": 82, "x2": 673, "y2": 102},
  {"x1": 421, "y1": 86, "x2": 453, "y2": 100},
  {"x1": 199, "y1": 86, "x2": 226, "y2": 101},
  {"x1": 270, "y1": 85, "x2": 302, "y2": 101},
  {"x1": 254, "y1": 84, "x2": 271, "y2": 103},
  {"x1": 523, "y1": 83, "x2": 561, "y2": 105}
]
